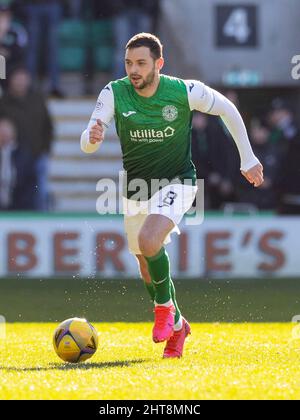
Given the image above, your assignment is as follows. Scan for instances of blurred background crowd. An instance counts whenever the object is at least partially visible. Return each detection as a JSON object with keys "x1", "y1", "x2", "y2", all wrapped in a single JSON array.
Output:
[{"x1": 0, "y1": 0, "x2": 299, "y2": 214}]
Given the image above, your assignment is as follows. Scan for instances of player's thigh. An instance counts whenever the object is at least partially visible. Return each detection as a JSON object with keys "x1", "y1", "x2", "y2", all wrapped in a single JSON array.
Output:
[
  {"x1": 138, "y1": 214, "x2": 175, "y2": 255},
  {"x1": 124, "y1": 213, "x2": 147, "y2": 255},
  {"x1": 135, "y1": 254, "x2": 151, "y2": 283}
]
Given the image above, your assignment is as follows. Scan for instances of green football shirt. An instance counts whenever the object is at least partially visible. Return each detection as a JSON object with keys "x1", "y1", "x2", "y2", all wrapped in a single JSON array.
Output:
[
  {"x1": 83, "y1": 74, "x2": 260, "y2": 197},
  {"x1": 111, "y1": 74, "x2": 196, "y2": 200}
]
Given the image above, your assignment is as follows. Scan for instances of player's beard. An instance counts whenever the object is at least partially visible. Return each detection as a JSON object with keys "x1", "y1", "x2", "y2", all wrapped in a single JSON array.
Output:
[{"x1": 130, "y1": 66, "x2": 156, "y2": 90}]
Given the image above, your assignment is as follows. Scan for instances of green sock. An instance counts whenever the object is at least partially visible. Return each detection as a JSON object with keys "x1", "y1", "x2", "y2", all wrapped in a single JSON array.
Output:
[
  {"x1": 143, "y1": 251, "x2": 182, "y2": 323},
  {"x1": 143, "y1": 276, "x2": 181, "y2": 322},
  {"x1": 144, "y1": 281, "x2": 155, "y2": 302},
  {"x1": 145, "y1": 247, "x2": 172, "y2": 305},
  {"x1": 170, "y1": 279, "x2": 181, "y2": 324}
]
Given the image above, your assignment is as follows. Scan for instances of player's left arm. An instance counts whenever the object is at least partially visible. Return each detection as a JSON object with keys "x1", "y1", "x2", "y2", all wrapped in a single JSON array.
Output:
[{"x1": 185, "y1": 80, "x2": 264, "y2": 187}]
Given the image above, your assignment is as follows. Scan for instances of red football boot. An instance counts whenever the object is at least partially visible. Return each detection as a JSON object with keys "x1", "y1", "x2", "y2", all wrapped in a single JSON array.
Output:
[
  {"x1": 152, "y1": 304, "x2": 176, "y2": 343},
  {"x1": 163, "y1": 318, "x2": 191, "y2": 358}
]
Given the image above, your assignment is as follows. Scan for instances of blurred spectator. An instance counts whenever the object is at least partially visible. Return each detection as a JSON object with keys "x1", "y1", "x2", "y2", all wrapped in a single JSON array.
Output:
[
  {"x1": 268, "y1": 98, "x2": 298, "y2": 141},
  {"x1": 268, "y1": 97, "x2": 298, "y2": 153},
  {"x1": 238, "y1": 118, "x2": 281, "y2": 210},
  {"x1": 205, "y1": 116, "x2": 240, "y2": 209},
  {"x1": 276, "y1": 137, "x2": 300, "y2": 213},
  {"x1": 266, "y1": 98, "x2": 300, "y2": 214},
  {"x1": 0, "y1": 116, "x2": 17, "y2": 209},
  {"x1": 192, "y1": 115, "x2": 238, "y2": 210},
  {"x1": 110, "y1": 0, "x2": 160, "y2": 79},
  {"x1": 191, "y1": 91, "x2": 243, "y2": 210},
  {"x1": 0, "y1": 3, "x2": 28, "y2": 91},
  {"x1": 20, "y1": 0, "x2": 64, "y2": 97},
  {"x1": 0, "y1": 66, "x2": 53, "y2": 210},
  {"x1": 277, "y1": 135, "x2": 300, "y2": 214},
  {"x1": 66, "y1": 0, "x2": 82, "y2": 19},
  {"x1": 192, "y1": 90, "x2": 263, "y2": 210},
  {"x1": 191, "y1": 112, "x2": 209, "y2": 180},
  {"x1": 191, "y1": 112, "x2": 210, "y2": 208},
  {"x1": 91, "y1": 0, "x2": 116, "y2": 19}
]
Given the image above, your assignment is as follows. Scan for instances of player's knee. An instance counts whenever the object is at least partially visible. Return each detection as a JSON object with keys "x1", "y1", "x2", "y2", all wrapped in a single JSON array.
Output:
[{"x1": 138, "y1": 231, "x2": 161, "y2": 258}]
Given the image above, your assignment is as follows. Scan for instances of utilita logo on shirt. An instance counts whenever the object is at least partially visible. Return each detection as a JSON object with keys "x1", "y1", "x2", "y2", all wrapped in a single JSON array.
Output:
[{"x1": 129, "y1": 126, "x2": 175, "y2": 143}]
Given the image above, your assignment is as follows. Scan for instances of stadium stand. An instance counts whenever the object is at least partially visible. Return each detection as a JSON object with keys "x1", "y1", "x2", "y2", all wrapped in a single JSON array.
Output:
[
  {"x1": 58, "y1": 19, "x2": 114, "y2": 73},
  {"x1": 48, "y1": 99, "x2": 122, "y2": 212}
]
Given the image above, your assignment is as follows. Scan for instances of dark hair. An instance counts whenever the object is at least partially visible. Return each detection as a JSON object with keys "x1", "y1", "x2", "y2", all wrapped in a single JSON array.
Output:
[{"x1": 126, "y1": 33, "x2": 163, "y2": 60}]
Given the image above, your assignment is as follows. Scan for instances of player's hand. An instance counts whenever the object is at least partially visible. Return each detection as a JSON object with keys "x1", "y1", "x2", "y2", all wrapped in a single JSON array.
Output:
[
  {"x1": 241, "y1": 163, "x2": 264, "y2": 187},
  {"x1": 89, "y1": 119, "x2": 104, "y2": 144}
]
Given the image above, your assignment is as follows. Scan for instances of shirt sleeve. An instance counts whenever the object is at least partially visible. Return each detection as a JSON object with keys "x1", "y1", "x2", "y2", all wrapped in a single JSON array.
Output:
[
  {"x1": 184, "y1": 80, "x2": 260, "y2": 172},
  {"x1": 80, "y1": 83, "x2": 115, "y2": 154}
]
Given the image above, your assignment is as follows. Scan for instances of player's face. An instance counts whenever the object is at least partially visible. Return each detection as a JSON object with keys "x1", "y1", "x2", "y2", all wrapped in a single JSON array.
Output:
[{"x1": 125, "y1": 47, "x2": 163, "y2": 90}]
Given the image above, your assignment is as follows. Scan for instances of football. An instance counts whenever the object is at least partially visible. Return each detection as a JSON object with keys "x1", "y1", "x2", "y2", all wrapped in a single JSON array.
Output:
[{"x1": 53, "y1": 317, "x2": 98, "y2": 363}]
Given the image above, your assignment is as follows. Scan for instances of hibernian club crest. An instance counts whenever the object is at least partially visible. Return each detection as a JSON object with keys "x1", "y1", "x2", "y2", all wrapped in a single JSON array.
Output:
[{"x1": 162, "y1": 105, "x2": 178, "y2": 122}]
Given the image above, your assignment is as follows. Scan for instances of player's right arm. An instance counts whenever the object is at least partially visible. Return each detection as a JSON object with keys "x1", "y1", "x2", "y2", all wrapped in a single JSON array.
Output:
[{"x1": 80, "y1": 83, "x2": 115, "y2": 154}]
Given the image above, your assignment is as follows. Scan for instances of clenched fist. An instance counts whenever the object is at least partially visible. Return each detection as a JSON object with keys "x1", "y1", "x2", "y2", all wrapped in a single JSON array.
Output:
[
  {"x1": 89, "y1": 119, "x2": 104, "y2": 144},
  {"x1": 241, "y1": 163, "x2": 264, "y2": 187}
]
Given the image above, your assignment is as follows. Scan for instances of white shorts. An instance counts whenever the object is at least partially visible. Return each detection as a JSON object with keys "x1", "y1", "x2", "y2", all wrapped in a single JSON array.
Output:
[{"x1": 123, "y1": 183, "x2": 198, "y2": 255}]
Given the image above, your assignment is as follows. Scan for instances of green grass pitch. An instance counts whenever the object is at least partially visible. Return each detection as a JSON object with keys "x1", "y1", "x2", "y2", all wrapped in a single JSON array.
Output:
[
  {"x1": 1, "y1": 322, "x2": 300, "y2": 399},
  {"x1": 1, "y1": 277, "x2": 300, "y2": 399}
]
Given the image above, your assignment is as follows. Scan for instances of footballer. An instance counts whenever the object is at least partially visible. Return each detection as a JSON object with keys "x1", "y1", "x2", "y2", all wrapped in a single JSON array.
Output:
[{"x1": 80, "y1": 33, "x2": 264, "y2": 358}]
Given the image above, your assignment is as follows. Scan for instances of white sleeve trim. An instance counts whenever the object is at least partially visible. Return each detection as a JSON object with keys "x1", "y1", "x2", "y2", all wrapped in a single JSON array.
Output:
[
  {"x1": 80, "y1": 83, "x2": 115, "y2": 154},
  {"x1": 185, "y1": 80, "x2": 260, "y2": 171}
]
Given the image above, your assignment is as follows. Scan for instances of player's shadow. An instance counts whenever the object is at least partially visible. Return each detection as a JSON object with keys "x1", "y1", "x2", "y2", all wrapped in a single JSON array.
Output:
[{"x1": 0, "y1": 359, "x2": 148, "y2": 372}]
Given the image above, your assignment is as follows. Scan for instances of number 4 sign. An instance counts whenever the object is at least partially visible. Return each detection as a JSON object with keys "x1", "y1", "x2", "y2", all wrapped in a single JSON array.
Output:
[{"x1": 216, "y1": 5, "x2": 258, "y2": 47}]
